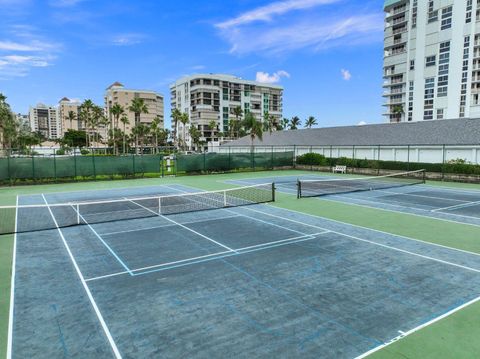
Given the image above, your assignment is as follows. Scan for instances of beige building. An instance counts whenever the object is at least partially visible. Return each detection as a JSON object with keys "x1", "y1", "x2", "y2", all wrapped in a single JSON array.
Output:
[
  {"x1": 104, "y1": 82, "x2": 164, "y2": 135},
  {"x1": 58, "y1": 97, "x2": 83, "y2": 135}
]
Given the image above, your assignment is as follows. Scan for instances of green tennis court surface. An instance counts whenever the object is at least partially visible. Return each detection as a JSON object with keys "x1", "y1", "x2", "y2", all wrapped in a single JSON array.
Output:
[{"x1": 1, "y1": 169, "x2": 480, "y2": 358}]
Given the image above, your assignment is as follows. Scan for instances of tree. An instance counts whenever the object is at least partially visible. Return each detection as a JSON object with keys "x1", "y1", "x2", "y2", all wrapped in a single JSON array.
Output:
[
  {"x1": 63, "y1": 129, "x2": 87, "y2": 148},
  {"x1": 189, "y1": 126, "x2": 201, "y2": 151},
  {"x1": 66, "y1": 111, "x2": 77, "y2": 132},
  {"x1": 392, "y1": 105, "x2": 404, "y2": 122},
  {"x1": 232, "y1": 106, "x2": 243, "y2": 139},
  {"x1": 290, "y1": 116, "x2": 301, "y2": 130},
  {"x1": 0, "y1": 94, "x2": 18, "y2": 149},
  {"x1": 119, "y1": 115, "x2": 130, "y2": 154},
  {"x1": 79, "y1": 99, "x2": 94, "y2": 148},
  {"x1": 150, "y1": 116, "x2": 162, "y2": 153},
  {"x1": 208, "y1": 120, "x2": 217, "y2": 139},
  {"x1": 305, "y1": 116, "x2": 317, "y2": 128},
  {"x1": 263, "y1": 112, "x2": 274, "y2": 135},
  {"x1": 242, "y1": 112, "x2": 263, "y2": 151},
  {"x1": 170, "y1": 108, "x2": 182, "y2": 148},
  {"x1": 110, "y1": 104, "x2": 125, "y2": 154},
  {"x1": 278, "y1": 117, "x2": 290, "y2": 130},
  {"x1": 131, "y1": 123, "x2": 150, "y2": 154},
  {"x1": 128, "y1": 98, "x2": 149, "y2": 153},
  {"x1": 178, "y1": 112, "x2": 189, "y2": 151}
]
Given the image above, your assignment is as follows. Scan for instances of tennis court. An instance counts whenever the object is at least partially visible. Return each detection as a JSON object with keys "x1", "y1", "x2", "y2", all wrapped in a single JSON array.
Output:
[
  {"x1": 6, "y1": 181, "x2": 480, "y2": 358},
  {"x1": 225, "y1": 171, "x2": 480, "y2": 227}
]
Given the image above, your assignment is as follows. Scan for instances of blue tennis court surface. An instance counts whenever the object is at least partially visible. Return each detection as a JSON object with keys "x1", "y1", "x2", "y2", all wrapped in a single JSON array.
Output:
[
  {"x1": 225, "y1": 175, "x2": 480, "y2": 227},
  {"x1": 10, "y1": 183, "x2": 480, "y2": 358}
]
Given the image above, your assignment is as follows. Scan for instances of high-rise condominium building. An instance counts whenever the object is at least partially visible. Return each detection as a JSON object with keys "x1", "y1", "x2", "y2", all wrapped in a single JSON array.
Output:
[
  {"x1": 104, "y1": 82, "x2": 164, "y2": 135},
  {"x1": 170, "y1": 74, "x2": 283, "y2": 150},
  {"x1": 383, "y1": 0, "x2": 480, "y2": 122},
  {"x1": 58, "y1": 97, "x2": 82, "y2": 135},
  {"x1": 29, "y1": 104, "x2": 60, "y2": 139}
]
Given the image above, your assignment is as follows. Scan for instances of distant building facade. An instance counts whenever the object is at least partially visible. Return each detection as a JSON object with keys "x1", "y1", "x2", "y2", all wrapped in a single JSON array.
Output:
[
  {"x1": 29, "y1": 104, "x2": 60, "y2": 139},
  {"x1": 383, "y1": 0, "x2": 480, "y2": 122},
  {"x1": 58, "y1": 97, "x2": 82, "y2": 135},
  {"x1": 170, "y1": 74, "x2": 283, "y2": 150},
  {"x1": 104, "y1": 82, "x2": 164, "y2": 135}
]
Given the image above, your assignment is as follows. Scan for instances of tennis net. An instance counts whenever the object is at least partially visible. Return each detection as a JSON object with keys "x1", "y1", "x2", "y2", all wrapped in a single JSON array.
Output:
[
  {"x1": 0, "y1": 183, "x2": 275, "y2": 235},
  {"x1": 297, "y1": 169, "x2": 426, "y2": 198}
]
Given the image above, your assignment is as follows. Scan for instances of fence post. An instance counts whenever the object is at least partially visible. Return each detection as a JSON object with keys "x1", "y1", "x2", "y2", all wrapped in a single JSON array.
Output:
[
  {"x1": 442, "y1": 144, "x2": 446, "y2": 181},
  {"x1": 377, "y1": 145, "x2": 381, "y2": 175},
  {"x1": 252, "y1": 148, "x2": 255, "y2": 171},
  {"x1": 7, "y1": 149, "x2": 11, "y2": 185},
  {"x1": 132, "y1": 154, "x2": 136, "y2": 177},
  {"x1": 161, "y1": 154, "x2": 164, "y2": 178},
  {"x1": 228, "y1": 146, "x2": 231, "y2": 171},
  {"x1": 92, "y1": 152, "x2": 97, "y2": 180},
  {"x1": 271, "y1": 145, "x2": 274, "y2": 170},
  {"x1": 203, "y1": 152, "x2": 206, "y2": 172},
  {"x1": 74, "y1": 149, "x2": 77, "y2": 180},
  {"x1": 32, "y1": 153, "x2": 35, "y2": 182},
  {"x1": 54, "y1": 150, "x2": 57, "y2": 183},
  {"x1": 407, "y1": 145, "x2": 410, "y2": 171},
  {"x1": 329, "y1": 145, "x2": 333, "y2": 170}
]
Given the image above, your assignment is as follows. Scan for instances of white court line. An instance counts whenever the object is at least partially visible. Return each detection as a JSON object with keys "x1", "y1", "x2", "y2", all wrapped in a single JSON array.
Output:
[
  {"x1": 6, "y1": 196, "x2": 18, "y2": 359},
  {"x1": 98, "y1": 214, "x2": 241, "y2": 236},
  {"x1": 162, "y1": 184, "x2": 314, "y2": 237},
  {"x1": 124, "y1": 197, "x2": 237, "y2": 253},
  {"x1": 423, "y1": 183, "x2": 480, "y2": 194},
  {"x1": 355, "y1": 294, "x2": 480, "y2": 359},
  {"x1": 169, "y1": 183, "x2": 480, "y2": 257},
  {"x1": 41, "y1": 194, "x2": 122, "y2": 359},
  {"x1": 242, "y1": 206, "x2": 480, "y2": 274},
  {"x1": 70, "y1": 205, "x2": 133, "y2": 275},
  {"x1": 323, "y1": 194, "x2": 480, "y2": 228},
  {"x1": 376, "y1": 188, "x2": 471, "y2": 203},
  {"x1": 85, "y1": 231, "x2": 330, "y2": 282},
  {"x1": 431, "y1": 200, "x2": 480, "y2": 213}
]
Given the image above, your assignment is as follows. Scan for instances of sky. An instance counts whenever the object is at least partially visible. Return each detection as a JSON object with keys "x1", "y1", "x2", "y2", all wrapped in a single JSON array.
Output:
[{"x1": 0, "y1": 0, "x2": 385, "y2": 129}]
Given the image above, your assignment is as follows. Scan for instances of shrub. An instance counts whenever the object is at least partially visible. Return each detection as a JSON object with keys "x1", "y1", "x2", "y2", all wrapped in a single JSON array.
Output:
[
  {"x1": 56, "y1": 149, "x2": 65, "y2": 155},
  {"x1": 296, "y1": 153, "x2": 328, "y2": 166},
  {"x1": 80, "y1": 149, "x2": 90, "y2": 155}
]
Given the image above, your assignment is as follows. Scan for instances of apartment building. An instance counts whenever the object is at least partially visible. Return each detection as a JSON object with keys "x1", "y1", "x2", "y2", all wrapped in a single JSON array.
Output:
[
  {"x1": 104, "y1": 82, "x2": 164, "y2": 135},
  {"x1": 170, "y1": 74, "x2": 283, "y2": 150},
  {"x1": 58, "y1": 97, "x2": 82, "y2": 135},
  {"x1": 29, "y1": 103, "x2": 60, "y2": 139},
  {"x1": 383, "y1": 0, "x2": 480, "y2": 122}
]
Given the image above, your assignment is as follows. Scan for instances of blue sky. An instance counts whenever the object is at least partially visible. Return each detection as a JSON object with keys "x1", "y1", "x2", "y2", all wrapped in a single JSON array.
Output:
[{"x1": 0, "y1": 0, "x2": 385, "y2": 129}]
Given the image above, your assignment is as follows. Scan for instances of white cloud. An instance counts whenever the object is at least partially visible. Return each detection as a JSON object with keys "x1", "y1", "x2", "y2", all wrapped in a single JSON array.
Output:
[
  {"x1": 0, "y1": 25, "x2": 60, "y2": 79},
  {"x1": 191, "y1": 65, "x2": 206, "y2": 70},
  {"x1": 357, "y1": 121, "x2": 367, "y2": 126},
  {"x1": 219, "y1": 14, "x2": 383, "y2": 55},
  {"x1": 341, "y1": 68, "x2": 351, "y2": 80},
  {"x1": 216, "y1": 0, "x2": 340, "y2": 29},
  {"x1": 112, "y1": 33, "x2": 146, "y2": 46},
  {"x1": 256, "y1": 70, "x2": 290, "y2": 83}
]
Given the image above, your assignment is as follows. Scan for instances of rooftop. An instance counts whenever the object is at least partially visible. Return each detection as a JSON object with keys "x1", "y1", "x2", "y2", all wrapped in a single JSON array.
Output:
[
  {"x1": 170, "y1": 73, "x2": 283, "y2": 90},
  {"x1": 222, "y1": 118, "x2": 480, "y2": 147}
]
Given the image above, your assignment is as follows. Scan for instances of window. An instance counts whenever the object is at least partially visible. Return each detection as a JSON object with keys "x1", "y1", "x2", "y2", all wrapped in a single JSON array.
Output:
[
  {"x1": 410, "y1": 60, "x2": 415, "y2": 70},
  {"x1": 426, "y1": 55, "x2": 436, "y2": 66},
  {"x1": 441, "y1": 6, "x2": 452, "y2": 30},
  {"x1": 438, "y1": 64, "x2": 449, "y2": 75},
  {"x1": 424, "y1": 110, "x2": 433, "y2": 120},
  {"x1": 428, "y1": 1, "x2": 438, "y2": 23},
  {"x1": 437, "y1": 109, "x2": 444, "y2": 119},
  {"x1": 438, "y1": 75, "x2": 448, "y2": 86},
  {"x1": 437, "y1": 87, "x2": 448, "y2": 97}
]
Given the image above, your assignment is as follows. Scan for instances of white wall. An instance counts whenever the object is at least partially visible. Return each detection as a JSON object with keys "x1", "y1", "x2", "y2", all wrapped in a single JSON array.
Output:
[{"x1": 219, "y1": 145, "x2": 480, "y2": 165}]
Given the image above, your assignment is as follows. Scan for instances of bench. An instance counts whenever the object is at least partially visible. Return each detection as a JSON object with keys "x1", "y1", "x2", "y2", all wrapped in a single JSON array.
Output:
[{"x1": 332, "y1": 165, "x2": 347, "y2": 174}]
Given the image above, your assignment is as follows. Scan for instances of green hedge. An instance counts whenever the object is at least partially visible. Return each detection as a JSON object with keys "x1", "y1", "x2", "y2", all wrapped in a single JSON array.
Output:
[{"x1": 296, "y1": 153, "x2": 480, "y2": 175}]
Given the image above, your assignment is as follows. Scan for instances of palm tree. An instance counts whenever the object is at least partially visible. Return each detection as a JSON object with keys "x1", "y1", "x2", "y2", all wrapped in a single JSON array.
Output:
[
  {"x1": 290, "y1": 116, "x2": 301, "y2": 130},
  {"x1": 232, "y1": 105, "x2": 243, "y2": 139},
  {"x1": 91, "y1": 105, "x2": 105, "y2": 148},
  {"x1": 305, "y1": 116, "x2": 318, "y2": 128},
  {"x1": 150, "y1": 116, "x2": 162, "y2": 153},
  {"x1": 79, "y1": 99, "x2": 94, "y2": 148},
  {"x1": 179, "y1": 112, "x2": 189, "y2": 151},
  {"x1": 208, "y1": 120, "x2": 217, "y2": 139},
  {"x1": 189, "y1": 126, "x2": 201, "y2": 151},
  {"x1": 263, "y1": 112, "x2": 274, "y2": 134},
  {"x1": 280, "y1": 117, "x2": 289, "y2": 130},
  {"x1": 128, "y1": 98, "x2": 149, "y2": 154},
  {"x1": 110, "y1": 104, "x2": 125, "y2": 155},
  {"x1": 243, "y1": 112, "x2": 263, "y2": 152},
  {"x1": 66, "y1": 111, "x2": 76, "y2": 131},
  {"x1": 171, "y1": 108, "x2": 182, "y2": 148},
  {"x1": 119, "y1": 115, "x2": 129, "y2": 154},
  {"x1": 392, "y1": 105, "x2": 404, "y2": 122},
  {"x1": 131, "y1": 123, "x2": 150, "y2": 154}
]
